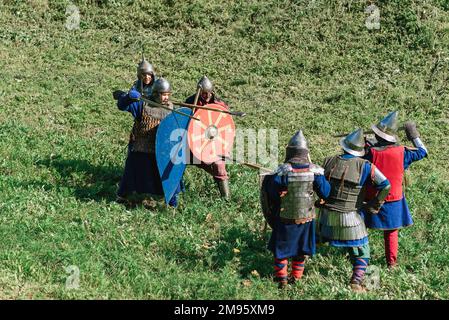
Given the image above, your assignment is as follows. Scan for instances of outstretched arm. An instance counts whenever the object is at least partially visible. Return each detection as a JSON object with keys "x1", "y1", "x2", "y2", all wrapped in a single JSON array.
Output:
[
  {"x1": 403, "y1": 121, "x2": 428, "y2": 169},
  {"x1": 117, "y1": 89, "x2": 143, "y2": 119}
]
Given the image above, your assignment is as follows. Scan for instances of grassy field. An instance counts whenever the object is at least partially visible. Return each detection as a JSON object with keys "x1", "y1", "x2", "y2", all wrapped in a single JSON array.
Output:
[{"x1": 0, "y1": 0, "x2": 448, "y2": 299}]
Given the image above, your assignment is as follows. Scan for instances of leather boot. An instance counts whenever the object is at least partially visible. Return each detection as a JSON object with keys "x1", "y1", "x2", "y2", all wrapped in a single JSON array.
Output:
[{"x1": 217, "y1": 180, "x2": 230, "y2": 199}]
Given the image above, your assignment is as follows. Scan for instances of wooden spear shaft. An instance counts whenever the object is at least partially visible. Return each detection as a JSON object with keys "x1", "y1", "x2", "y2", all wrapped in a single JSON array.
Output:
[
  {"x1": 220, "y1": 155, "x2": 272, "y2": 172},
  {"x1": 140, "y1": 97, "x2": 200, "y2": 121},
  {"x1": 192, "y1": 87, "x2": 201, "y2": 113},
  {"x1": 171, "y1": 100, "x2": 246, "y2": 117}
]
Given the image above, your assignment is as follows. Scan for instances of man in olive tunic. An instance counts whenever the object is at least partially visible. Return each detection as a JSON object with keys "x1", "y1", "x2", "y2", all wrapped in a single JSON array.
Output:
[{"x1": 317, "y1": 128, "x2": 391, "y2": 292}]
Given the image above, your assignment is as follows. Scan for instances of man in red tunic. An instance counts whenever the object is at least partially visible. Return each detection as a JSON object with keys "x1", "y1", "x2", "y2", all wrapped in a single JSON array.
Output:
[
  {"x1": 185, "y1": 76, "x2": 231, "y2": 199},
  {"x1": 362, "y1": 111, "x2": 428, "y2": 268}
]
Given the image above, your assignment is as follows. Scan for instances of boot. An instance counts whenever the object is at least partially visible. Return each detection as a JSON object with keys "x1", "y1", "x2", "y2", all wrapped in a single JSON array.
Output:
[
  {"x1": 217, "y1": 179, "x2": 230, "y2": 199},
  {"x1": 116, "y1": 195, "x2": 128, "y2": 204},
  {"x1": 142, "y1": 197, "x2": 158, "y2": 209},
  {"x1": 274, "y1": 258, "x2": 288, "y2": 289},
  {"x1": 350, "y1": 282, "x2": 367, "y2": 293},
  {"x1": 289, "y1": 256, "x2": 305, "y2": 284}
]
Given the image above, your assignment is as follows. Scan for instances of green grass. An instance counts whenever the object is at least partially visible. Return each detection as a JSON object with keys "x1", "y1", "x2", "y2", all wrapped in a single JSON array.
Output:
[{"x1": 0, "y1": 0, "x2": 448, "y2": 299}]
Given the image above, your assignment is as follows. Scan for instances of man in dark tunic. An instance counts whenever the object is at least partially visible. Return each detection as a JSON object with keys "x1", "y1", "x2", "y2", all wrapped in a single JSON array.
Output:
[
  {"x1": 261, "y1": 130, "x2": 330, "y2": 288},
  {"x1": 116, "y1": 78, "x2": 181, "y2": 208},
  {"x1": 185, "y1": 76, "x2": 231, "y2": 199}
]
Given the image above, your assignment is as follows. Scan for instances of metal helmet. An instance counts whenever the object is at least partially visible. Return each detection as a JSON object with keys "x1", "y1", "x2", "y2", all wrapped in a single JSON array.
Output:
[
  {"x1": 339, "y1": 128, "x2": 365, "y2": 157},
  {"x1": 151, "y1": 77, "x2": 172, "y2": 96},
  {"x1": 136, "y1": 56, "x2": 155, "y2": 79},
  {"x1": 197, "y1": 75, "x2": 214, "y2": 93},
  {"x1": 371, "y1": 111, "x2": 399, "y2": 143},
  {"x1": 285, "y1": 130, "x2": 309, "y2": 162}
]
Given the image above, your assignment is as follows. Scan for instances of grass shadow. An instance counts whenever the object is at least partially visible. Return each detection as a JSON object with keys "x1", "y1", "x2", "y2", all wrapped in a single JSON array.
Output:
[
  {"x1": 213, "y1": 226, "x2": 273, "y2": 279},
  {"x1": 35, "y1": 156, "x2": 123, "y2": 203}
]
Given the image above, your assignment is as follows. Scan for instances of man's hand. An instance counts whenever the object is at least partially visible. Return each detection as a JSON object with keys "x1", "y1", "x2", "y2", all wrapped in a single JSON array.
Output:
[
  {"x1": 128, "y1": 89, "x2": 141, "y2": 102},
  {"x1": 404, "y1": 121, "x2": 420, "y2": 141},
  {"x1": 314, "y1": 199, "x2": 326, "y2": 208},
  {"x1": 112, "y1": 90, "x2": 126, "y2": 100},
  {"x1": 362, "y1": 198, "x2": 384, "y2": 215}
]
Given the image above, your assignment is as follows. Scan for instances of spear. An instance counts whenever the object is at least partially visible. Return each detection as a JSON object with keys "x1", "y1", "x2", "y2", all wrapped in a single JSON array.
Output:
[
  {"x1": 192, "y1": 87, "x2": 201, "y2": 113},
  {"x1": 171, "y1": 100, "x2": 247, "y2": 117},
  {"x1": 219, "y1": 155, "x2": 272, "y2": 172},
  {"x1": 140, "y1": 97, "x2": 200, "y2": 121}
]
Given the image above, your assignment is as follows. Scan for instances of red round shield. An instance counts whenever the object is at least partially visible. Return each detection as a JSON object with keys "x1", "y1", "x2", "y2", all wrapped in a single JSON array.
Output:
[{"x1": 187, "y1": 103, "x2": 235, "y2": 164}]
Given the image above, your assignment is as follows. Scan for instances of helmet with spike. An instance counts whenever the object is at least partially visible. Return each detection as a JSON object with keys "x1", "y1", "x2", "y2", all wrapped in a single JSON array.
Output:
[
  {"x1": 339, "y1": 128, "x2": 365, "y2": 156},
  {"x1": 136, "y1": 54, "x2": 155, "y2": 80},
  {"x1": 371, "y1": 111, "x2": 399, "y2": 143},
  {"x1": 285, "y1": 130, "x2": 309, "y2": 163},
  {"x1": 197, "y1": 75, "x2": 214, "y2": 93},
  {"x1": 151, "y1": 77, "x2": 172, "y2": 96}
]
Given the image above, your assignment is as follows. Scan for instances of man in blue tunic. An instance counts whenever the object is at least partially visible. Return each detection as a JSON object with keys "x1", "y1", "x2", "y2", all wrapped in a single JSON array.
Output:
[
  {"x1": 116, "y1": 78, "x2": 181, "y2": 208},
  {"x1": 362, "y1": 111, "x2": 428, "y2": 268},
  {"x1": 261, "y1": 130, "x2": 331, "y2": 288},
  {"x1": 317, "y1": 128, "x2": 391, "y2": 292}
]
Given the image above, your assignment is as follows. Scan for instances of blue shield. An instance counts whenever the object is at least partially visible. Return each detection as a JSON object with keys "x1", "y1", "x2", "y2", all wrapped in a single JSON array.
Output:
[{"x1": 156, "y1": 107, "x2": 193, "y2": 204}]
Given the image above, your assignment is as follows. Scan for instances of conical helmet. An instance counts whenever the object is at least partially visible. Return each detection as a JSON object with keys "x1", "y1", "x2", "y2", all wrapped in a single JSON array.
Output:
[
  {"x1": 371, "y1": 111, "x2": 399, "y2": 143},
  {"x1": 151, "y1": 77, "x2": 171, "y2": 96},
  {"x1": 197, "y1": 75, "x2": 214, "y2": 93},
  {"x1": 136, "y1": 56, "x2": 155, "y2": 79},
  {"x1": 285, "y1": 130, "x2": 309, "y2": 163},
  {"x1": 339, "y1": 128, "x2": 365, "y2": 156},
  {"x1": 287, "y1": 130, "x2": 308, "y2": 150}
]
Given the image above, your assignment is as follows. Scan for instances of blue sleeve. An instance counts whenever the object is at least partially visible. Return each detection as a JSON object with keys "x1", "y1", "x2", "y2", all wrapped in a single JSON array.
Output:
[
  {"x1": 117, "y1": 94, "x2": 143, "y2": 119},
  {"x1": 404, "y1": 148, "x2": 427, "y2": 170},
  {"x1": 130, "y1": 80, "x2": 140, "y2": 92},
  {"x1": 313, "y1": 175, "x2": 331, "y2": 199},
  {"x1": 359, "y1": 162, "x2": 371, "y2": 186}
]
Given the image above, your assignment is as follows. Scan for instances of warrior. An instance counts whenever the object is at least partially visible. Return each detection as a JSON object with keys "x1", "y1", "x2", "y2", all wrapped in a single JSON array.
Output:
[
  {"x1": 185, "y1": 76, "x2": 231, "y2": 199},
  {"x1": 261, "y1": 130, "x2": 331, "y2": 288},
  {"x1": 116, "y1": 78, "x2": 181, "y2": 208},
  {"x1": 362, "y1": 111, "x2": 428, "y2": 268},
  {"x1": 130, "y1": 56, "x2": 156, "y2": 97},
  {"x1": 317, "y1": 128, "x2": 391, "y2": 292}
]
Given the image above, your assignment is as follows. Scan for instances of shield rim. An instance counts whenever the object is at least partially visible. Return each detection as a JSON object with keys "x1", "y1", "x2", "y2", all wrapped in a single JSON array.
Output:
[{"x1": 260, "y1": 172, "x2": 276, "y2": 229}]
